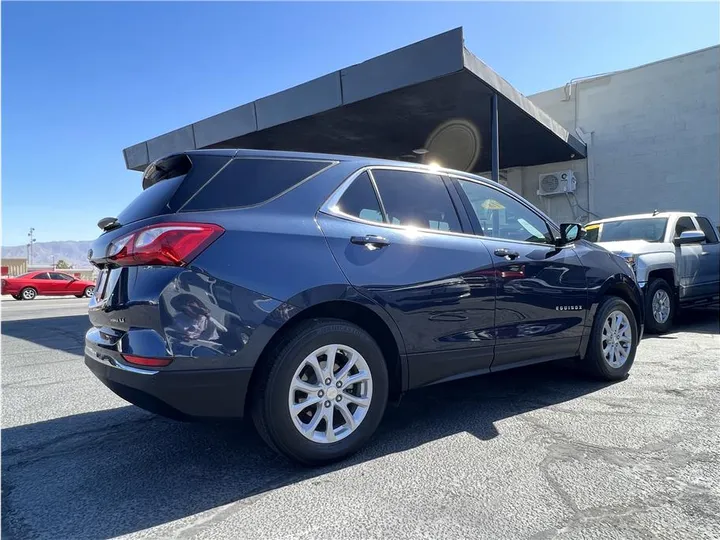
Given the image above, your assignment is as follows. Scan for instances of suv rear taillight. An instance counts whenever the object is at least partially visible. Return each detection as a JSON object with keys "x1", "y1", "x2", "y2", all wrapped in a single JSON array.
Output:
[{"x1": 107, "y1": 222, "x2": 224, "y2": 267}]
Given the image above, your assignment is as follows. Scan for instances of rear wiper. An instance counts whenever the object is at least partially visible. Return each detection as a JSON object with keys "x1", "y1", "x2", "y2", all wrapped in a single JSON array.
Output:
[{"x1": 98, "y1": 217, "x2": 121, "y2": 231}]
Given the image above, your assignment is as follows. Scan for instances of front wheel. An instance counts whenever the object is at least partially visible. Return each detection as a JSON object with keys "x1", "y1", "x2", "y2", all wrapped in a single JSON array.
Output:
[
  {"x1": 645, "y1": 278, "x2": 674, "y2": 334},
  {"x1": 20, "y1": 287, "x2": 37, "y2": 301},
  {"x1": 584, "y1": 296, "x2": 639, "y2": 381},
  {"x1": 251, "y1": 319, "x2": 389, "y2": 465},
  {"x1": 83, "y1": 286, "x2": 95, "y2": 298}
]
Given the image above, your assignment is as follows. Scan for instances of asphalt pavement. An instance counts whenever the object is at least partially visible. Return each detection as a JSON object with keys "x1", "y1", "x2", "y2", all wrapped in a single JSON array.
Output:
[{"x1": 2, "y1": 298, "x2": 719, "y2": 539}]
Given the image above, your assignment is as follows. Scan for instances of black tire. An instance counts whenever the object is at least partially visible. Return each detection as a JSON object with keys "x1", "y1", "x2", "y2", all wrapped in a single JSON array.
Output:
[
  {"x1": 251, "y1": 318, "x2": 389, "y2": 465},
  {"x1": 584, "y1": 296, "x2": 639, "y2": 381},
  {"x1": 644, "y1": 278, "x2": 674, "y2": 334},
  {"x1": 20, "y1": 287, "x2": 37, "y2": 301},
  {"x1": 83, "y1": 286, "x2": 94, "y2": 298}
]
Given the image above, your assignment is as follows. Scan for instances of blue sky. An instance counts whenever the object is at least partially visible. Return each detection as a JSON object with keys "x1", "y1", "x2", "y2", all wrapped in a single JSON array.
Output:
[{"x1": 2, "y1": 2, "x2": 719, "y2": 246}]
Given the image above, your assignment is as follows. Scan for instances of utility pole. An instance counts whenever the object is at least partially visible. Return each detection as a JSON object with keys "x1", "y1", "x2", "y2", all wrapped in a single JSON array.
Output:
[{"x1": 28, "y1": 228, "x2": 36, "y2": 266}]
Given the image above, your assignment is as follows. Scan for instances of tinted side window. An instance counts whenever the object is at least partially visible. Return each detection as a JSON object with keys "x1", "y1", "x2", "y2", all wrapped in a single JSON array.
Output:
[
  {"x1": 32, "y1": 273, "x2": 50, "y2": 280},
  {"x1": 335, "y1": 172, "x2": 383, "y2": 223},
  {"x1": 695, "y1": 217, "x2": 719, "y2": 243},
  {"x1": 49, "y1": 273, "x2": 72, "y2": 280},
  {"x1": 457, "y1": 179, "x2": 552, "y2": 243},
  {"x1": 675, "y1": 216, "x2": 695, "y2": 237},
  {"x1": 371, "y1": 170, "x2": 462, "y2": 233},
  {"x1": 182, "y1": 158, "x2": 331, "y2": 211}
]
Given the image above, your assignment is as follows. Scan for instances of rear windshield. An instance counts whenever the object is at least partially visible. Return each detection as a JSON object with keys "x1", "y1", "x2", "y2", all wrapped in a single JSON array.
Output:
[
  {"x1": 116, "y1": 154, "x2": 195, "y2": 226},
  {"x1": 116, "y1": 174, "x2": 185, "y2": 226},
  {"x1": 181, "y1": 158, "x2": 331, "y2": 212},
  {"x1": 587, "y1": 218, "x2": 668, "y2": 243}
]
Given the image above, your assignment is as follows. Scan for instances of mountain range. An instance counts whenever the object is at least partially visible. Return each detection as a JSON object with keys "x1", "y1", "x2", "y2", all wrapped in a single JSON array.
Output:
[{"x1": 2, "y1": 241, "x2": 93, "y2": 268}]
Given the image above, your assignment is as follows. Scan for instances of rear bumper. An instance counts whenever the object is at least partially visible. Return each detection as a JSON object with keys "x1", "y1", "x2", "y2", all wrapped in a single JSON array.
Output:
[{"x1": 85, "y1": 352, "x2": 252, "y2": 420}]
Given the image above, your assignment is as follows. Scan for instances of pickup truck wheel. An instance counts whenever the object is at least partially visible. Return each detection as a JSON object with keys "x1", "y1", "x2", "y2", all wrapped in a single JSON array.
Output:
[
  {"x1": 584, "y1": 296, "x2": 638, "y2": 381},
  {"x1": 645, "y1": 278, "x2": 674, "y2": 334}
]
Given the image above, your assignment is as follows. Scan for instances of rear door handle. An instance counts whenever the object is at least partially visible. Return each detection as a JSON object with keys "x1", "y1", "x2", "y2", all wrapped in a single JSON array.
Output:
[
  {"x1": 494, "y1": 248, "x2": 520, "y2": 260},
  {"x1": 351, "y1": 235, "x2": 390, "y2": 248}
]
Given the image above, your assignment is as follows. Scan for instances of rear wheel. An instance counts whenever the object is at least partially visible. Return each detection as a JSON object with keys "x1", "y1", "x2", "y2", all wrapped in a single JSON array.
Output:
[
  {"x1": 251, "y1": 319, "x2": 388, "y2": 465},
  {"x1": 20, "y1": 287, "x2": 37, "y2": 301},
  {"x1": 645, "y1": 278, "x2": 674, "y2": 334},
  {"x1": 584, "y1": 296, "x2": 638, "y2": 381}
]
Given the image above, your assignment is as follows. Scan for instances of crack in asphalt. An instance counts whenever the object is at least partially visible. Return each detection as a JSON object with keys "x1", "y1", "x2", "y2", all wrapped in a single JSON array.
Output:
[{"x1": 518, "y1": 410, "x2": 720, "y2": 538}]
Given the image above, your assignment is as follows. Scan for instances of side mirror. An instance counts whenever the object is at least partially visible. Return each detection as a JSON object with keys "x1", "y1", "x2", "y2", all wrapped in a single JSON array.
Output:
[
  {"x1": 673, "y1": 230, "x2": 705, "y2": 245},
  {"x1": 558, "y1": 223, "x2": 585, "y2": 245}
]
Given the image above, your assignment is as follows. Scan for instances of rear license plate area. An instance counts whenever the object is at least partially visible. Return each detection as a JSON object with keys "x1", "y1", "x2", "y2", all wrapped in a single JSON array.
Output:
[
  {"x1": 95, "y1": 269, "x2": 121, "y2": 301},
  {"x1": 94, "y1": 270, "x2": 108, "y2": 300}
]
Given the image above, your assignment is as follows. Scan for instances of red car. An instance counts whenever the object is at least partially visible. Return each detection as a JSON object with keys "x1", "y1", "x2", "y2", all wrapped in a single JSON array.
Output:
[{"x1": 1, "y1": 271, "x2": 95, "y2": 300}]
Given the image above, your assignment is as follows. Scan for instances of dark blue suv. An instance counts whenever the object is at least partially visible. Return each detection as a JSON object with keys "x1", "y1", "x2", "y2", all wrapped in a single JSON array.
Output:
[{"x1": 86, "y1": 149, "x2": 643, "y2": 464}]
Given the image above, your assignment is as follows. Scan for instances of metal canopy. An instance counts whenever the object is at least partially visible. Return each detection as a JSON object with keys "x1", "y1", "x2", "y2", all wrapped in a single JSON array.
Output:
[{"x1": 123, "y1": 28, "x2": 586, "y2": 173}]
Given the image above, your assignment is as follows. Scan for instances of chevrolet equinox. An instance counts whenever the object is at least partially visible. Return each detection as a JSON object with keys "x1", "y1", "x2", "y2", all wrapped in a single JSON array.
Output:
[{"x1": 85, "y1": 149, "x2": 644, "y2": 464}]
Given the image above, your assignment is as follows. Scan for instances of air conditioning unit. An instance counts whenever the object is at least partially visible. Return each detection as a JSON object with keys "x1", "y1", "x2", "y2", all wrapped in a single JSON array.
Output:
[{"x1": 537, "y1": 171, "x2": 576, "y2": 196}]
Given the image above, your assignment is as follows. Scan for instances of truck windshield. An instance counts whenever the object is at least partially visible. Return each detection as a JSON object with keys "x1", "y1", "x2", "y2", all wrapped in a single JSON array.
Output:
[{"x1": 588, "y1": 218, "x2": 668, "y2": 243}]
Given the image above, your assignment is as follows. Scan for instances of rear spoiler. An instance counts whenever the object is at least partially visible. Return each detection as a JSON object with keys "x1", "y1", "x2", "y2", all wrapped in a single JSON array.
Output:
[{"x1": 142, "y1": 154, "x2": 193, "y2": 190}]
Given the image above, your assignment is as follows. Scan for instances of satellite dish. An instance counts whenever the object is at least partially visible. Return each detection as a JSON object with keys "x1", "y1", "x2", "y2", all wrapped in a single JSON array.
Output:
[{"x1": 423, "y1": 119, "x2": 481, "y2": 172}]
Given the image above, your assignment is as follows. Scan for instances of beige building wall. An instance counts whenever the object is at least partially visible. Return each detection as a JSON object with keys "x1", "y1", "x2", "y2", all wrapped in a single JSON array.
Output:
[
  {"x1": 511, "y1": 45, "x2": 720, "y2": 225},
  {"x1": 1, "y1": 258, "x2": 28, "y2": 277}
]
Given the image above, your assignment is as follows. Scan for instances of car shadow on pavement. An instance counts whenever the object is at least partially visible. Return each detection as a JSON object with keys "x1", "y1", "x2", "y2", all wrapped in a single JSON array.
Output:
[
  {"x1": 643, "y1": 307, "x2": 719, "y2": 340},
  {"x1": 3, "y1": 361, "x2": 611, "y2": 539},
  {"x1": 672, "y1": 307, "x2": 719, "y2": 334},
  {"x1": 1, "y1": 315, "x2": 90, "y2": 354}
]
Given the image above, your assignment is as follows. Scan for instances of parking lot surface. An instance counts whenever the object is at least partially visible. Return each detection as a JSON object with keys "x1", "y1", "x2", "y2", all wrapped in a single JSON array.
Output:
[{"x1": 2, "y1": 297, "x2": 719, "y2": 539}]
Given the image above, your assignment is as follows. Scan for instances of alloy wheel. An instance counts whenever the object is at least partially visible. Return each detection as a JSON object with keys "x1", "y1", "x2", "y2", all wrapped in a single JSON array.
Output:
[
  {"x1": 652, "y1": 289, "x2": 671, "y2": 324},
  {"x1": 288, "y1": 344, "x2": 373, "y2": 444},
  {"x1": 22, "y1": 288, "x2": 36, "y2": 300},
  {"x1": 601, "y1": 310, "x2": 632, "y2": 368},
  {"x1": 84, "y1": 287, "x2": 95, "y2": 298}
]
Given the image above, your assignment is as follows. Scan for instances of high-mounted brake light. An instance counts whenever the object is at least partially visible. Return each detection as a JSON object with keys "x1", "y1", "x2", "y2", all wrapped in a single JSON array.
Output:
[
  {"x1": 122, "y1": 354, "x2": 173, "y2": 367},
  {"x1": 107, "y1": 222, "x2": 223, "y2": 266}
]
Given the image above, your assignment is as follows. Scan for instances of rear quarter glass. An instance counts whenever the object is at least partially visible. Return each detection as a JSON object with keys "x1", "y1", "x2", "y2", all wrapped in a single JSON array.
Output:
[{"x1": 180, "y1": 158, "x2": 332, "y2": 212}]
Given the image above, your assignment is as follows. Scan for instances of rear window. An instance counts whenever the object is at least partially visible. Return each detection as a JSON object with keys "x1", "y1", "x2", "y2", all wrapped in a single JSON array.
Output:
[
  {"x1": 336, "y1": 172, "x2": 384, "y2": 222},
  {"x1": 371, "y1": 169, "x2": 462, "y2": 233},
  {"x1": 181, "y1": 158, "x2": 331, "y2": 212},
  {"x1": 116, "y1": 174, "x2": 185, "y2": 226}
]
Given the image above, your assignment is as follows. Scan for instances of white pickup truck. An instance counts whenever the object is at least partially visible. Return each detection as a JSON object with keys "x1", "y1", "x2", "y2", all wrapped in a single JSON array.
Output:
[{"x1": 585, "y1": 211, "x2": 720, "y2": 333}]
